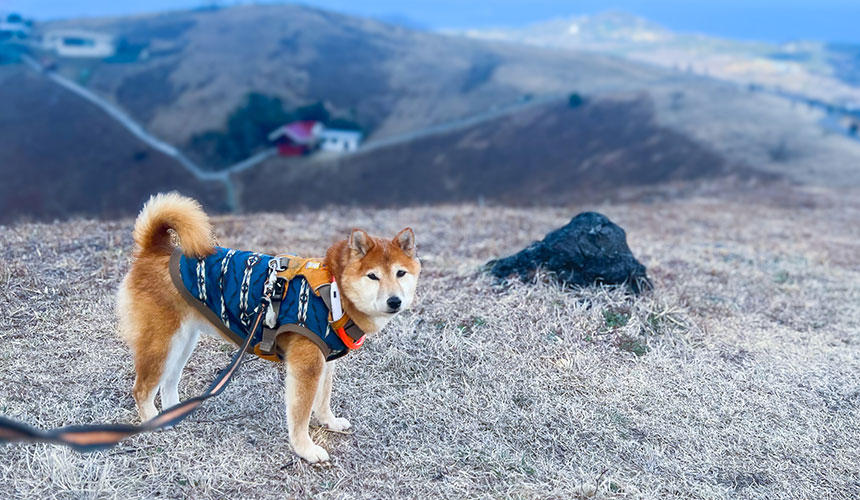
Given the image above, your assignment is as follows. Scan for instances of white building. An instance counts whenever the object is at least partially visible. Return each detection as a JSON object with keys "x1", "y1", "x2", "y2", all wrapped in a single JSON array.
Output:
[
  {"x1": 319, "y1": 129, "x2": 362, "y2": 153},
  {"x1": 42, "y1": 30, "x2": 116, "y2": 58},
  {"x1": 0, "y1": 16, "x2": 30, "y2": 39}
]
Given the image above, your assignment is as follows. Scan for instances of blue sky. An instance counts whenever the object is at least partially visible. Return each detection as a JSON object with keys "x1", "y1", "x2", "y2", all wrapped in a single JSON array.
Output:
[{"x1": 5, "y1": 0, "x2": 860, "y2": 44}]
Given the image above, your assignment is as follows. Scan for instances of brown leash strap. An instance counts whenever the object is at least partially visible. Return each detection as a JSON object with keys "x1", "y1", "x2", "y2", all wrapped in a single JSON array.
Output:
[{"x1": 0, "y1": 296, "x2": 270, "y2": 453}]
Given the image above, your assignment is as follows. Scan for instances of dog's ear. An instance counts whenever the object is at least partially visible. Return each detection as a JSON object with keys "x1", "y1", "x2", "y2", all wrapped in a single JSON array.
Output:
[
  {"x1": 349, "y1": 229, "x2": 373, "y2": 257},
  {"x1": 393, "y1": 227, "x2": 416, "y2": 258}
]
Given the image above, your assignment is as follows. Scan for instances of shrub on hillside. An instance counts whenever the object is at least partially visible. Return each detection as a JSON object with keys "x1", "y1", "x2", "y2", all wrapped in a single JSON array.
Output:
[
  {"x1": 327, "y1": 117, "x2": 363, "y2": 132},
  {"x1": 568, "y1": 92, "x2": 586, "y2": 108},
  {"x1": 294, "y1": 101, "x2": 330, "y2": 123}
]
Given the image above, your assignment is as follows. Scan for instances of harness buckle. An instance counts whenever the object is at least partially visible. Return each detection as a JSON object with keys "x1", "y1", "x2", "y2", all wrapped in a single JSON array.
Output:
[
  {"x1": 269, "y1": 256, "x2": 290, "y2": 272},
  {"x1": 272, "y1": 277, "x2": 287, "y2": 301}
]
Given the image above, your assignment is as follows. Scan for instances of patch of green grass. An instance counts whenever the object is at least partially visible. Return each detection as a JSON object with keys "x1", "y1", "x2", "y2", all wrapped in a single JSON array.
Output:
[
  {"x1": 546, "y1": 332, "x2": 563, "y2": 343},
  {"x1": 618, "y1": 335, "x2": 649, "y2": 357},
  {"x1": 520, "y1": 456, "x2": 536, "y2": 476},
  {"x1": 607, "y1": 409, "x2": 631, "y2": 428},
  {"x1": 603, "y1": 309, "x2": 630, "y2": 328},
  {"x1": 646, "y1": 313, "x2": 662, "y2": 333},
  {"x1": 457, "y1": 316, "x2": 487, "y2": 336},
  {"x1": 773, "y1": 270, "x2": 790, "y2": 284}
]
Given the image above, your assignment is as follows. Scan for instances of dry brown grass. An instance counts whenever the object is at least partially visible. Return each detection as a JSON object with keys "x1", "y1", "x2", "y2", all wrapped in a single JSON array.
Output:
[{"x1": 0, "y1": 186, "x2": 858, "y2": 499}]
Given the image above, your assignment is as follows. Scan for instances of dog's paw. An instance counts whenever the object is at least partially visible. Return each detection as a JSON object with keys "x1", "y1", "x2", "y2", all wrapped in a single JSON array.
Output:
[
  {"x1": 326, "y1": 417, "x2": 351, "y2": 432},
  {"x1": 295, "y1": 444, "x2": 330, "y2": 464},
  {"x1": 138, "y1": 406, "x2": 158, "y2": 423}
]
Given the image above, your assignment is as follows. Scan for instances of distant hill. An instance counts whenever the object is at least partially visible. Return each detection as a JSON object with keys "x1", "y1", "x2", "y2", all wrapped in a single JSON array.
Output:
[
  {"x1": 460, "y1": 11, "x2": 860, "y2": 110},
  {"x1": 235, "y1": 96, "x2": 745, "y2": 212},
  {"x1": 39, "y1": 5, "x2": 671, "y2": 149},
  {"x1": 0, "y1": 66, "x2": 225, "y2": 223}
]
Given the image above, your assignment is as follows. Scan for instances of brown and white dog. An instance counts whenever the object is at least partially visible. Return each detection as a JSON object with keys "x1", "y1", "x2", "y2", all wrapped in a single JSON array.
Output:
[{"x1": 117, "y1": 193, "x2": 420, "y2": 462}]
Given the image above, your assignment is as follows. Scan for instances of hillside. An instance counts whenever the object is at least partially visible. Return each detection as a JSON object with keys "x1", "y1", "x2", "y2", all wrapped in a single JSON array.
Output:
[
  {"x1": 0, "y1": 66, "x2": 225, "y2": 223},
  {"x1": 0, "y1": 187, "x2": 858, "y2": 498},
  {"x1": 39, "y1": 5, "x2": 670, "y2": 146},
  {"x1": 236, "y1": 96, "x2": 742, "y2": 211},
  {"x1": 37, "y1": 5, "x2": 860, "y2": 185},
  {"x1": 461, "y1": 11, "x2": 860, "y2": 109},
  {"x1": 2, "y1": 4, "x2": 859, "y2": 223}
]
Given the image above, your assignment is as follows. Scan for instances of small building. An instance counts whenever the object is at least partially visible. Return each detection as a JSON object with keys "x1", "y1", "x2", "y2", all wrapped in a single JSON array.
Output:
[
  {"x1": 0, "y1": 14, "x2": 30, "y2": 40},
  {"x1": 319, "y1": 129, "x2": 362, "y2": 153},
  {"x1": 267, "y1": 121, "x2": 323, "y2": 156},
  {"x1": 42, "y1": 29, "x2": 116, "y2": 58}
]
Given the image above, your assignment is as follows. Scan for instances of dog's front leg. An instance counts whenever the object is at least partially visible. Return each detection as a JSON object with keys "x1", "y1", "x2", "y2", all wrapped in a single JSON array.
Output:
[
  {"x1": 282, "y1": 336, "x2": 329, "y2": 463},
  {"x1": 313, "y1": 362, "x2": 351, "y2": 432}
]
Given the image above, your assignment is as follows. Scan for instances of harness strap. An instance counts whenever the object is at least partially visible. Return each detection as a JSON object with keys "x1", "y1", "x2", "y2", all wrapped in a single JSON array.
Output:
[
  {"x1": 316, "y1": 283, "x2": 366, "y2": 346},
  {"x1": 255, "y1": 323, "x2": 283, "y2": 363},
  {"x1": 274, "y1": 255, "x2": 331, "y2": 293},
  {"x1": 257, "y1": 327, "x2": 281, "y2": 358},
  {"x1": 256, "y1": 290, "x2": 283, "y2": 361}
]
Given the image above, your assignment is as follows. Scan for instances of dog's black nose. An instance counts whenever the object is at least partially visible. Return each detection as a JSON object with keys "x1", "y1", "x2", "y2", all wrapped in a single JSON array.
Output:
[{"x1": 387, "y1": 296, "x2": 402, "y2": 310}]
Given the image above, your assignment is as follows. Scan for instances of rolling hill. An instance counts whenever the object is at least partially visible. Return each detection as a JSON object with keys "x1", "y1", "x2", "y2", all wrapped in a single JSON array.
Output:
[
  {"x1": 460, "y1": 11, "x2": 860, "y2": 109},
  {"x1": 2, "y1": 4, "x2": 860, "y2": 222},
  {"x1": 236, "y1": 96, "x2": 742, "y2": 212},
  {"x1": 0, "y1": 65, "x2": 225, "y2": 223},
  {"x1": 39, "y1": 5, "x2": 671, "y2": 147}
]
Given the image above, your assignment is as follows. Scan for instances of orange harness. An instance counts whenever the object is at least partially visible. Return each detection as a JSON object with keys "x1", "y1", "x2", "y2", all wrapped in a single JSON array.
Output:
[{"x1": 251, "y1": 255, "x2": 365, "y2": 362}]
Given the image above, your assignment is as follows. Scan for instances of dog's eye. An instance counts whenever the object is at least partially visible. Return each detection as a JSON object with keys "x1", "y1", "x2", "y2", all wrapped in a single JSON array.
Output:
[
  {"x1": 367, "y1": 273, "x2": 379, "y2": 280},
  {"x1": 396, "y1": 270, "x2": 406, "y2": 278}
]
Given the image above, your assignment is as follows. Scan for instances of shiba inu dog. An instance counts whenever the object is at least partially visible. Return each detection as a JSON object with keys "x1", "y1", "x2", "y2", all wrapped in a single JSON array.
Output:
[{"x1": 117, "y1": 193, "x2": 420, "y2": 463}]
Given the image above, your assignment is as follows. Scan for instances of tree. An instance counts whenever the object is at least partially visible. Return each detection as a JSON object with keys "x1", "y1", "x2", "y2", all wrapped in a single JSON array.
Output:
[
  {"x1": 295, "y1": 101, "x2": 330, "y2": 123},
  {"x1": 189, "y1": 93, "x2": 292, "y2": 168},
  {"x1": 327, "y1": 117, "x2": 363, "y2": 132}
]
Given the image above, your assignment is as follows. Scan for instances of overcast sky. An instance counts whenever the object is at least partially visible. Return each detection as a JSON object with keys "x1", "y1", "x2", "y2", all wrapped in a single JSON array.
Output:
[{"x1": 5, "y1": 0, "x2": 860, "y2": 44}]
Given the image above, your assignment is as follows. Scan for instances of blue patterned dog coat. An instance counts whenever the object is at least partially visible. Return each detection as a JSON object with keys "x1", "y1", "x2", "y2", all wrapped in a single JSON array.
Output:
[{"x1": 169, "y1": 247, "x2": 352, "y2": 361}]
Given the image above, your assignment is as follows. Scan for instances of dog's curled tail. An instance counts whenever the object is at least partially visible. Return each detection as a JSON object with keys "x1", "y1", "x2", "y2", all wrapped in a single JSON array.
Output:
[{"x1": 133, "y1": 192, "x2": 214, "y2": 258}]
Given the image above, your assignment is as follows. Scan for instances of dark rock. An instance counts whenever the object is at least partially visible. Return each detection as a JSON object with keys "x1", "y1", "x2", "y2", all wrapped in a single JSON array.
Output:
[{"x1": 486, "y1": 212, "x2": 652, "y2": 293}]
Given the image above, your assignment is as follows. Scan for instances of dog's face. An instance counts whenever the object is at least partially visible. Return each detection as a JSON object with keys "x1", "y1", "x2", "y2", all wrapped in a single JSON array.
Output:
[{"x1": 339, "y1": 228, "x2": 421, "y2": 324}]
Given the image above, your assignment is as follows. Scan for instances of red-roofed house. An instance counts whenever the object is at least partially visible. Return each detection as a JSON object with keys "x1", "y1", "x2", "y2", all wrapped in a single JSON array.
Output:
[{"x1": 267, "y1": 121, "x2": 323, "y2": 156}]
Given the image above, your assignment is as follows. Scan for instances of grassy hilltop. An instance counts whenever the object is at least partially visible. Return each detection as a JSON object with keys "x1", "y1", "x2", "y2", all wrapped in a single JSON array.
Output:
[{"x1": 0, "y1": 185, "x2": 857, "y2": 499}]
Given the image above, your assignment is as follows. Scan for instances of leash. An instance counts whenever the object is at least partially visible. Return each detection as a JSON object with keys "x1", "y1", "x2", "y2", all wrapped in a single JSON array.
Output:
[{"x1": 0, "y1": 293, "x2": 273, "y2": 453}]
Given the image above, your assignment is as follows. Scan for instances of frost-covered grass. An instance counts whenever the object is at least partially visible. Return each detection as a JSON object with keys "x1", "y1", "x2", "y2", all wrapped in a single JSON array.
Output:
[{"x1": 0, "y1": 186, "x2": 858, "y2": 499}]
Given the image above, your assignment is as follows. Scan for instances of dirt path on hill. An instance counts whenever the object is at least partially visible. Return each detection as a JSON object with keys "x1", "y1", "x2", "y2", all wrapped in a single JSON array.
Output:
[{"x1": 21, "y1": 55, "x2": 279, "y2": 210}]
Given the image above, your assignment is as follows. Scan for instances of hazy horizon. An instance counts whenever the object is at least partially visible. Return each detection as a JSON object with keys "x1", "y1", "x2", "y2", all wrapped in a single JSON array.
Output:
[{"x1": 5, "y1": 0, "x2": 860, "y2": 44}]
